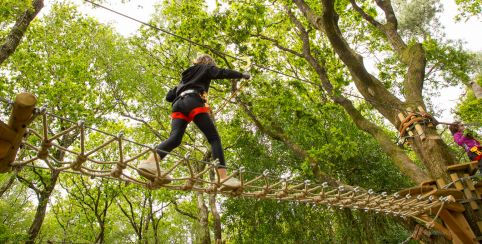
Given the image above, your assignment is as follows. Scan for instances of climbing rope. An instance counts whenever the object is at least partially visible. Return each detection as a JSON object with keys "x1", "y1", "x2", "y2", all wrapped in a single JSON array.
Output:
[
  {"x1": 0, "y1": 97, "x2": 450, "y2": 219},
  {"x1": 0, "y1": 1, "x2": 470, "y2": 227},
  {"x1": 212, "y1": 79, "x2": 249, "y2": 117}
]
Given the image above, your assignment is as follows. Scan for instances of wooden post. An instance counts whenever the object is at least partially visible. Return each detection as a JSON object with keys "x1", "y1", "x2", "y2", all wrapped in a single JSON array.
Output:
[
  {"x1": 0, "y1": 93, "x2": 36, "y2": 173},
  {"x1": 407, "y1": 107, "x2": 426, "y2": 141},
  {"x1": 439, "y1": 209, "x2": 478, "y2": 244}
]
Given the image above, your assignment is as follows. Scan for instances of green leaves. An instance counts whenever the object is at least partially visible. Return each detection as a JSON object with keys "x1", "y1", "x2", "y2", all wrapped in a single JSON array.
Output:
[
  {"x1": 454, "y1": 0, "x2": 482, "y2": 21},
  {"x1": 0, "y1": 0, "x2": 478, "y2": 242},
  {"x1": 0, "y1": 0, "x2": 32, "y2": 24}
]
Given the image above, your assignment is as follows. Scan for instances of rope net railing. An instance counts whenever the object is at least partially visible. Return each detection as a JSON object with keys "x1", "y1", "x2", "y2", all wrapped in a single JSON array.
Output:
[{"x1": 0, "y1": 100, "x2": 454, "y2": 223}]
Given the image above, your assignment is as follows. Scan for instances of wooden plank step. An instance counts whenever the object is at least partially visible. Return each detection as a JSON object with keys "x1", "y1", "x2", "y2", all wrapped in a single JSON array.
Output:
[
  {"x1": 397, "y1": 186, "x2": 436, "y2": 197},
  {"x1": 447, "y1": 162, "x2": 478, "y2": 175},
  {"x1": 431, "y1": 189, "x2": 465, "y2": 200},
  {"x1": 421, "y1": 179, "x2": 437, "y2": 187},
  {"x1": 445, "y1": 202, "x2": 466, "y2": 213}
]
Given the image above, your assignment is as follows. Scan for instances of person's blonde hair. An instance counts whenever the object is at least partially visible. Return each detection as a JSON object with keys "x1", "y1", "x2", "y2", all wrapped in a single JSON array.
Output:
[{"x1": 193, "y1": 54, "x2": 216, "y2": 66}]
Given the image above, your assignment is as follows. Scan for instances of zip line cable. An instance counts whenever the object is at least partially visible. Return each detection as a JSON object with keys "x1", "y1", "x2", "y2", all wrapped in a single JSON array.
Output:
[
  {"x1": 81, "y1": 0, "x2": 482, "y2": 147},
  {"x1": 83, "y1": 0, "x2": 300, "y2": 81},
  {"x1": 0, "y1": 5, "x2": 473, "y2": 224},
  {"x1": 82, "y1": 0, "x2": 446, "y2": 118}
]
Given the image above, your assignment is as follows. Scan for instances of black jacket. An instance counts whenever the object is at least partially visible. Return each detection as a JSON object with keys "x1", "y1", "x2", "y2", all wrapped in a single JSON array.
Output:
[{"x1": 176, "y1": 64, "x2": 244, "y2": 96}]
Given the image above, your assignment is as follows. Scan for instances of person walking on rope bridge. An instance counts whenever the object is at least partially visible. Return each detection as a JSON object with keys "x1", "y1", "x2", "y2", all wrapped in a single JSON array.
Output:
[
  {"x1": 138, "y1": 54, "x2": 250, "y2": 188},
  {"x1": 449, "y1": 122, "x2": 482, "y2": 168}
]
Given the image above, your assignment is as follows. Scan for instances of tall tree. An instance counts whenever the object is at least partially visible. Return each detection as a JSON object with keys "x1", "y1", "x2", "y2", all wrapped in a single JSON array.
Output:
[
  {"x1": 0, "y1": 2, "x2": 141, "y2": 242},
  {"x1": 285, "y1": 0, "x2": 473, "y2": 181}
]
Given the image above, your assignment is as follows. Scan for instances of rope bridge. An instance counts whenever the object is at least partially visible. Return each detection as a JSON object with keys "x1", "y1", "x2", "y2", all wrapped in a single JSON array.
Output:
[{"x1": 1, "y1": 93, "x2": 479, "y2": 243}]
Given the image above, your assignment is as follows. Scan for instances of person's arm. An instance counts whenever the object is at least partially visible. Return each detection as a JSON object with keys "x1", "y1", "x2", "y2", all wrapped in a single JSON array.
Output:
[
  {"x1": 207, "y1": 65, "x2": 249, "y2": 80},
  {"x1": 453, "y1": 132, "x2": 466, "y2": 146}
]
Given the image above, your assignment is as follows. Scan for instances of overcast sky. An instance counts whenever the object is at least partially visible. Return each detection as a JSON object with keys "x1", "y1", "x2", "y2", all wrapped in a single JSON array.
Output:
[
  {"x1": 46, "y1": 0, "x2": 480, "y2": 51},
  {"x1": 41, "y1": 0, "x2": 481, "y2": 122}
]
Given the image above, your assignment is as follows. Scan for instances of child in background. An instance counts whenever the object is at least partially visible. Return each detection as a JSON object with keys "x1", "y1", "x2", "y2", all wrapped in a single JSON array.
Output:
[{"x1": 449, "y1": 122, "x2": 482, "y2": 166}]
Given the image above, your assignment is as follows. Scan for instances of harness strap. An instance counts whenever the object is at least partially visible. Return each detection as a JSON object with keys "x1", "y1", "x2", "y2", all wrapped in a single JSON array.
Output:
[
  {"x1": 179, "y1": 89, "x2": 197, "y2": 97},
  {"x1": 470, "y1": 146, "x2": 482, "y2": 155},
  {"x1": 171, "y1": 112, "x2": 190, "y2": 121},
  {"x1": 475, "y1": 155, "x2": 482, "y2": 161},
  {"x1": 188, "y1": 106, "x2": 210, "y2": 120},
  {"x1": 171, "y1": 106, "x2": 211, "y2": 122}
]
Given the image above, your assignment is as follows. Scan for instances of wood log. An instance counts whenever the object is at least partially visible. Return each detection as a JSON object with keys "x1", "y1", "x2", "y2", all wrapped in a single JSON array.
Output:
[
  {"x1": 0, "y1": 93, "x2": 36, "y2": 173},
  {"x1": 0, "y1": 140, "x2": 11, "y2": 159},
  {"x1": 0, "y1": 121, "x2": 15, "y2": 141}
]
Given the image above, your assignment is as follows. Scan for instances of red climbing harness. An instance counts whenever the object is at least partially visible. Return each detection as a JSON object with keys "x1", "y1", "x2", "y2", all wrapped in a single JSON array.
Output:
[{"x1": 171, "y1": 106, "x2": 211, "y2": 122}]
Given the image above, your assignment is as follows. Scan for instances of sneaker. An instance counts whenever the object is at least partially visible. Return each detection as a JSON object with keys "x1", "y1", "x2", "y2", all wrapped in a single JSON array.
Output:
[
  {"x1": 138, "y1": 160, "x2": 172, "y2": 184},
  {"x1": 221, "y1": 177, "x2": 241, "y2": 189}
]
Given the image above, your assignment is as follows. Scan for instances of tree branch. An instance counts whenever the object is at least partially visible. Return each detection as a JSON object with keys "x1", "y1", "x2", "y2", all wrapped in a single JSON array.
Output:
[
  {"x1": 252, "y1": 34, "x2": 304, "y2": 58},
  {"x1": 349, "y1": 0, "x2": 382, "y2": 28},
  {"x1": 170, "y1": 199, "x2": 198, "y2": 220},
  {"x1": 285, "y1": 2, "x2": 429, "y2": 183},
  {"x1": 0, "y1": 0, "x2": 44, "y2": 65},
  {"x1": 293, "y1": 0, "x2": 404, "y2": 126},
  {"x1": 16, "y1": 175, "x2": 41, "y2": 195}
]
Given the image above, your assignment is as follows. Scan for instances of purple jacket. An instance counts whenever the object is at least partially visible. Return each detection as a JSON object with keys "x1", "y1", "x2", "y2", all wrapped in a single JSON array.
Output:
[{"x1": 453, "y1": 131, "x2": 480, "y2": 152}]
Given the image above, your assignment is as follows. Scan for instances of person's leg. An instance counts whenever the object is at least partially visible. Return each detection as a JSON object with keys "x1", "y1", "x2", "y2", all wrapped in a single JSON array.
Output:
[
  {"x1": 193, "y1": 113, "x2": 232, "y2": 181},
  {"x1": 138, "y1": 118, "x2": 188, "y2": 182},
  {"x1": 193, "y1": 113, "x2": 225, "y2": 164},
  {"x1": 155, "y1": 118, "x2": 189, "y2": 159}
]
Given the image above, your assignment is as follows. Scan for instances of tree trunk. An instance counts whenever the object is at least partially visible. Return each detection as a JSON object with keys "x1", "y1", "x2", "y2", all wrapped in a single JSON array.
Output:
[
  {"x1": 148, "y1": 195, "x2": 161, "y2": 244},
  {"x1": 0, "y1": 0, "x2": 44, "y2": 65},
  {"x1": 292, "y1": 0, "x2": 456, "y2": 182},
  {"x1": 411, "y1": 127, "x2": 457, "y2": 180},
  {"x1": 209, "y1": 169, "x2": 223, "y2": 242},
  {"x1": 94, "y1": 220, "x2": 105, "y2": 243},
  {"x1": 471, "y1": 81, "x2": 482, "y2": 98},
  {"x1": 196, "y1": 192, "x2": 211, "y2": 244},
  {"x1": 209, "y1": 190, "x2": 222, "y2": 242},
  {"x1": 26, "y1": 169, "x2": 60, "y2": 244}
]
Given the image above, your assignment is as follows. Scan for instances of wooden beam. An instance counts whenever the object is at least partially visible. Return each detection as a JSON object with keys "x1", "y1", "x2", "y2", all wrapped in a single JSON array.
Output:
[
  {"x1": 0, "y1": 140, "x2": 11, "y2": 159},
  {"x1": 419, "y1": 214, "x2": 452, "y2": 241},
  {"x1": 0, "y1": 121, "x2": 15, "y2": 141},
  {"x1": 447, "y1": 162, "x2": 478, "y2": 175},
  {"x1": 439, "y1": 209, "x2": 478, "y2": 244},
  {"x1": 396, "y1": 186, "x2": 436, "y2": 197},
  {"x1": 0, "y1": 93, "x2": 36, "y2": 173},
  {"x1": 7, "y1": 92, "x2": 37, "y2": 127},
  {"x1": 436, "y1": 178, "x2": 447, "y2": 189},
  {"x1": 430, "y1": 189, "x2": 464, "y2": 200}
]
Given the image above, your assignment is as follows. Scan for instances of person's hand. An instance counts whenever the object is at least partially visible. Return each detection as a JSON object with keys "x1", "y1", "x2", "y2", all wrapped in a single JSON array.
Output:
[{"x1": 242, "y1": 72, "x2": 251, "y2": 80}]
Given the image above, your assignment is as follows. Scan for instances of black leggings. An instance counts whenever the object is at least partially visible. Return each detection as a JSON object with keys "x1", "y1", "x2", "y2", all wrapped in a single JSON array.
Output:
[{"x1": 155, "y1": 113, "x2": 226, "y2": 167}]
